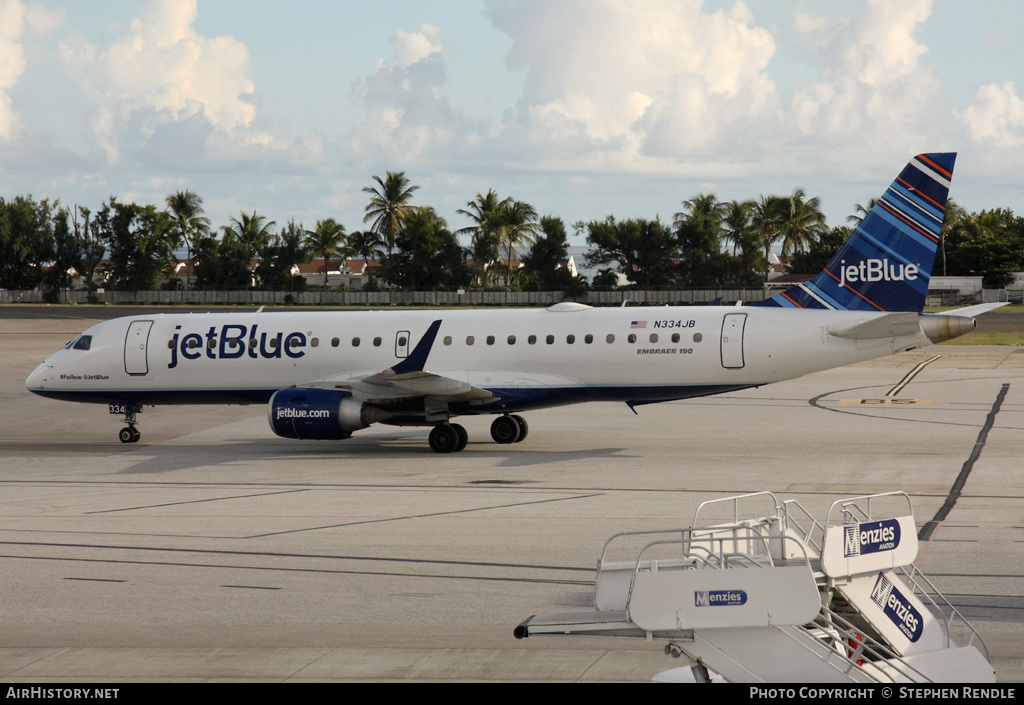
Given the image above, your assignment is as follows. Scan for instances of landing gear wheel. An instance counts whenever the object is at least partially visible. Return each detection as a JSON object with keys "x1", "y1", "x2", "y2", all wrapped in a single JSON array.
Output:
[
  {"x1": 490, "y1": 415, "x2": 521, "y2": 444},
  {"x1": 119, "y1": 427, "x2": 139, "y2": 444},
  {"x1": 429, "y1": 424, "x2": 459, "y2": 453},
  {"x1": 510, "y1": 415, "x2": 528, "y2": 442},
  {"x1": 452, "y1": 423, "x2": 469, "y2": 452},
  {"x1": 130, "y1": 427, "x2": 141, "y2": 443}
]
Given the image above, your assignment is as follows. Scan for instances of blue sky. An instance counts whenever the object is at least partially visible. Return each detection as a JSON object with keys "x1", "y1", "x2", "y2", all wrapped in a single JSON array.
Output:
[{"x1": 3, "y1": 0, "x2": 1024, "y2": 245}]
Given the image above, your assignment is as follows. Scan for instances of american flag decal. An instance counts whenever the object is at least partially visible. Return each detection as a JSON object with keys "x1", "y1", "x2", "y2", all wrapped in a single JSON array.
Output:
[{"x1": 630, "y1": 321, "x2": 647, "y2": 329}]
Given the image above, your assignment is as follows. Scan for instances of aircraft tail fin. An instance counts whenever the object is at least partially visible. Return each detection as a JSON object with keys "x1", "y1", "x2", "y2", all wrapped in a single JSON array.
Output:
[{"x1": 756, "y1": 153, "x2": 956, "y2": 313}]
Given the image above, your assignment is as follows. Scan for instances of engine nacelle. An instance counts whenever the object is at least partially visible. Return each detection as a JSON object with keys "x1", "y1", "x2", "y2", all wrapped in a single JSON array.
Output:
[
  {"x1": 918, "y1": 314, "x2": 975, "y2": 344},
  {"x1": 268, "y1": 388, "x2": 390, "y2": 440}
]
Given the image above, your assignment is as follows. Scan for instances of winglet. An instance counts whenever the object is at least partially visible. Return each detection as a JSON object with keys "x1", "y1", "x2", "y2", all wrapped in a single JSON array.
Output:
[
  {"x1": 756, "y1": 153, "x2": 956, "y2": 313},
  {"x1": 390, "y1": 320, "x2": 442, "y2": 374}
]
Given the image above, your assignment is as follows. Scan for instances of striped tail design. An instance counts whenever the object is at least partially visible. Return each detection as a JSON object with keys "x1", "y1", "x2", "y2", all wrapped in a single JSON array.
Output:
[{"x1": 756, "y1": 153, "x2": 955, "y2": 313}]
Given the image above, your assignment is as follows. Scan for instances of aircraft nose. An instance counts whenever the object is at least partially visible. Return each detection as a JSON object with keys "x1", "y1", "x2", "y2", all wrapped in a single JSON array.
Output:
[{"x1": 25, "y1": 361, "x2": 52, "y2": 392}]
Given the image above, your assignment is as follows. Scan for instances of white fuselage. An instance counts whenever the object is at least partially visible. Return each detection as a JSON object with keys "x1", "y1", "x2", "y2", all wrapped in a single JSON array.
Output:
[{"x1": 26, "y1": 305, "x2": 930, "y2": 412}]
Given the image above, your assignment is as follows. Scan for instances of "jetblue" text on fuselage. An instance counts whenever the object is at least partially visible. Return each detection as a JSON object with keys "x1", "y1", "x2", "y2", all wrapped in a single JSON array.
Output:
[{"x1": 168, "y1": 324, "x2": 307, "y2": 369}]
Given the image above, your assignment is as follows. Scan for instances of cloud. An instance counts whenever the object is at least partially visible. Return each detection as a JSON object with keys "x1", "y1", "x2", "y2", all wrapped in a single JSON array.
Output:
[
  {"x1": 787, "y1": 0, "x2": 942, "y2": 156},
  {"x1": 58, "y1": 0, "x2": 268, "y2": 163},
  {"x1": 485, "y1": 0, "x2": 778, "y2": 162},
  {"x1": 0, "y1": 0, "x2": 28, "y2": 141},
  {"x1": 959, "y1": 82, "x2": 1024, "y2": 149}
]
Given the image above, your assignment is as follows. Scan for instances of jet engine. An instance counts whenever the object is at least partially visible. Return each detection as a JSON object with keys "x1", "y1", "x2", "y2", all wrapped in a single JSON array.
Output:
[
  {"x1": 918, "y1": 314, "x2": 975, "y2": 344},
  {"x1": 268, "y1": 388, "x2": 390, "y2": 440}
]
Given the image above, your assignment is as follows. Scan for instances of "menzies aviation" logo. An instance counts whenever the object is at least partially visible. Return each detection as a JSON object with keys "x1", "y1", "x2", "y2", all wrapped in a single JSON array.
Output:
[
  {"x1": 694, "y1": 590, "x2": 747, "y2": 607},
  {"x1": 870, "y1": 573, "x2": 923, "y2": 642},
  {"x1": 844, "y1": 519, "x2": 901, "y2": 557}
]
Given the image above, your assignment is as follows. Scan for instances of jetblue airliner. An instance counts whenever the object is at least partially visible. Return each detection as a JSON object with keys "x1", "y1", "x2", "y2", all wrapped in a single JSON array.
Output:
[{"x1": 26, "y1": 153, "x2": 1000, "y2": 452}]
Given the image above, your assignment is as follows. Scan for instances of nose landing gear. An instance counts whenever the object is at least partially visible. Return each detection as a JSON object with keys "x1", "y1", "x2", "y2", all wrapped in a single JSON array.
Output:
[{"x1": 112, "y1": 402, "x2": 142, "y2": 444}]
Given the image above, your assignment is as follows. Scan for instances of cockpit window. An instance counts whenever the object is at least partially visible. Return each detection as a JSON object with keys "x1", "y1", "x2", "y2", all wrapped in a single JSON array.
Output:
[{"x1": 72, "y1": 335, "x2": 92, "y2": 351}]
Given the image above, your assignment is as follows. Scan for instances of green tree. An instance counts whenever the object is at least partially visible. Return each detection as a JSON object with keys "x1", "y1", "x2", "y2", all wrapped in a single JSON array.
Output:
[
  {"x1": 0, "y1": 195, "x2": 57, "y2": 290},
  {"x1": 363, "y1": 171, "x2": 420, "y2": 254},
  {"x1": 378, "y1": 208, "x2": 471, "y2": 290},
  {"x1": 165, "y1": 190, "x2": 210, "y2": 291},
  {"x1": 776, "y1": 188, "x2": 827, "y2": 257},
  {"x1": 192, "y1": 234, "x2": 252, "y2": 289},
  {"x1": 674, "y1": 192, "x2": 731, "y2": 287},
  {"x1": 223, "y1": 211, "x2": 276, "y2": 273},
  {"x1": 256, "y1": 218, "x2": 310, "y2": 289},
  {"x1": 304, "y1": 218, "x2": 349, "y2": 288},
  {"x1": 93, "y1": 198, "x2": 176, "y2": 290},
  {"x1": 493, "y1": 199, "x2": 540, "y2": 283},
  {"x1": 584, "y1": 217, "x2": 678, "y2": 289},
  {"x1": 522, "y1": 215, "x2": 575, "y2": 290},
  {"x1": 457, "y1": 189, "x2": 507, "y2": 288},
  {"x1": 787, "y1": 226, "x2": 850, "y2": 274}
]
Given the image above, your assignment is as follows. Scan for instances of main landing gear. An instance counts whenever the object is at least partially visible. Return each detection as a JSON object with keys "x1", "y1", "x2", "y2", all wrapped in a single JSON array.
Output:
[{"x1": 426, "y1": 414, "x2": 528, "y2": 453}]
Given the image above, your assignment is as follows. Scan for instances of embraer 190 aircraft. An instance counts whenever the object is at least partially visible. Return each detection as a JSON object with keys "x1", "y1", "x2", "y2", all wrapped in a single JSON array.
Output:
[{"x1": 26, "y1": 153, "x2": 1002, "y2": 452}]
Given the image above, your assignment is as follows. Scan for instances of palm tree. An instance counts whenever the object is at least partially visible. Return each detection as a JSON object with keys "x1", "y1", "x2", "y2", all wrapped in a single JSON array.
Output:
[
  {"x1": 847, "y1": 198, "x2": 879, "y2": 227},
  {"x1": 722, "y1": 199, "x2": 753, "y2": 256},
  {"x1": 165, "y1": 190, "x2": 210, "y2": 291},
  {"x1": 939, "y1": 198, "x2": 967, "y2": 276},
  {"x1": 751, "y1": 194, "x2": 785, "y2": 278},
  {"x1": 223, "y1": 211, "x2": 276, "y2": 268},
  {"x1": 362, "y1": 171, "x2": 420, "y2": 254},
  {"x1": 777, "y1": 189, "x2": 826, "y2": 257},
  {"x1": 493, "y1": 199, "x2": 539, "y2": 283},
  {"x1": 304, "y1": 218, "x2": 349, "y2": 288},
  {"x1": 347, "y1": 230, "x2": 385, "y2": 287},
  {"x1": 457, "y1": 189, "x2": 508, "y2": 287}
]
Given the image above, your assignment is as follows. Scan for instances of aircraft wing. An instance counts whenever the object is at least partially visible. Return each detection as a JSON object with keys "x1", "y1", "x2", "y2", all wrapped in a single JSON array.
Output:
[
  {"x1": 829, "y1": 313, "x2": 922, "y2": 340},
  {"x1": 307, "y1": 369, "x2": 498, "y2": 405}
]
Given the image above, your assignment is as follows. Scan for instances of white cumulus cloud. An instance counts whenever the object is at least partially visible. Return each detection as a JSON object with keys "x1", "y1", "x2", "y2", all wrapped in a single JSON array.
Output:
[
  {"x1": 959, "y1": 81, "x2": 1024, "y2": 149},
  {"x1": 0, "y1": 0, "x2": 28, "y2": 141},
  {"x1": 58, "y1": 0, "x2": 266, "y2": 163},
  {"x1": 486, "y1": 0, "x2": 778, "y2": 161}
]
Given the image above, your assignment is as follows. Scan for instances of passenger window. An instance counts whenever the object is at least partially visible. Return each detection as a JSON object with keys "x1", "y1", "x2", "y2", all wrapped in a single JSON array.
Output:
[
  {"x1": 373, "y1": 337, "x2": 382, "y2": 347},
  {"x1": 229, "y1": 340, "x2": 240, "y2": 350},
  {"x1": 508, "y1": 335, "x2": 516, "y2": 345},
  {"x1": 250, "y1": 338, "x2": 258, "y2": 349},
  {"x1": 187, "y1": 338, "x2": 198, "y2": 349},
  {"x1": 167, "y1": 339, "x2": 174, "y2": 349},
  {"x1": 528, "y1": 335, "x2": 537, "y2": 345},
  {"x1": 444, "y1": 336, "x2": 452, "y2": 346},
  {"x1": 270, "y1": 338, "x2": 278, "y2": 349},
  {"x1": 606, "y1": 334, "x2": 615, "y2": 344},
  {"x1": 672, "y1": 333, "x2": 680, "y2": 343},
  {"x1": 310, "y1": 338, "x2": 319, "y2": 348},
  {"x1": 398, "y1": 336, "x2": 407, "y2": 346},
  {"x1": 628, "y1": 334, "x2": 637, "y2": 344},
  {"x1": 487, "y1": 335, "x2": 495, "y2": 345},
  {"x1": 466, "y1": 336, "x2": 475, "y2": 345},
  {"x1": 693, "y1": 333, "x2": 703, "y2": 343},
  {"x1": 650, "y1": 333, "x2": 658, "y2": 343},
  {"x1": 352, "y1": 337, "x2": 360, "y2": 347},
  {"x1": 207, "y1": 338, "x2": 216, "y2": 349},
  {"x1": 331, "y1": 337, "x2": 340, "y2": 347},
  {"x1": 566, "y1": 334, "x2": 575, "y2": 344},
  {"x1": 546, "y1": 335, "x2": 554, "y2": 344},
  {"x1": 584, "y1": 334, "x2": 593, "y2": 344}
]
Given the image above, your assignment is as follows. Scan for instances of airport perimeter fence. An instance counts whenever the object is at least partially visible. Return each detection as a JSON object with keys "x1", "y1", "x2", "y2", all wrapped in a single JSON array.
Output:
[{"x1": 0, "y1": 288, "x2": 771, "y2": 307}]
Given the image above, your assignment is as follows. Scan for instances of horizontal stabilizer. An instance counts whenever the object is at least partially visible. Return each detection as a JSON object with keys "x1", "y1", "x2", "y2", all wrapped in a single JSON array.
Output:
[
  {"x1": 829, "y1": 313, "x2": 921, "y2": 340},
  {"x1": 942, "y1": 302, "x2": 1008, "y2": 318}
]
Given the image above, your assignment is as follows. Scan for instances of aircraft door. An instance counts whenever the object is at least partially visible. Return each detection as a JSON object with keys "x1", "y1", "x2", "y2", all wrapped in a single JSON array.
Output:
[
  {"x1": 124, "y1": 320, "x2": 154, "y2": 375},
  {"x1": 720, "y1": 313, "x2": 746, "y2": 369},
  {"x1": 395, "y1": 330, "x2": 410, "y2": 358}
]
